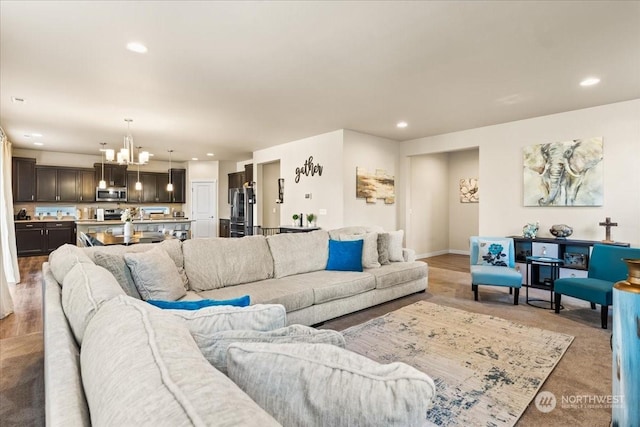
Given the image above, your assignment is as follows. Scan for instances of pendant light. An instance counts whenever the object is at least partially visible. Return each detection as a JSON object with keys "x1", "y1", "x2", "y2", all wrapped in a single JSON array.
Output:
[
  {"x1": 135, "y1": 147, "x2": 142, "y2": 191},
  {"x1": 166, "y1": 149, "x2": 174, "y2": 191},
  {"x1": 117, "y1": 119, "x2": 149, "y2": 165},
  {"x1": 98, "y1": 143, "x2": 107, "y2": 189}
]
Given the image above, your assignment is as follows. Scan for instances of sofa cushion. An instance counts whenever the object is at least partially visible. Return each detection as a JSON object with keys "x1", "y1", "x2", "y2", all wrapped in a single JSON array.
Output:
[
  {"x1": 304, "y1": 270, "x2": 376, "y2": 304},
  {"x1": 198, "y1": 280, "x2": 314, "y2": 313},
  {"x1": 166, "y1": 304, "x2": 287, "y2": 335},
  {"x1": 377, "y1": 233, "x2": 391, "y2": 265},
  {"x1": 62, "y1": 262, "x2": 125, "y2": 345},
  {"x1": 124, "y1": 247, "x2": 187, "y2": 301},
  {"x1": 93, "y1": 251, "x2": 142, "y2": 299},
  {"x1": 84, "y1": 240, "x2": 189, "y2": 289},
  {"x1": 388, "y1": 230, "x2": 405, "y2": 262},
  {"x1": 326, "y1": 239, "x2": 363, "y2": 272},
  {"x1": 328, "y1": 225, "x2": 384, "y2": 240},
  {"x1": 227, "y1": 342, "x2": 436, "y2": 427},
  {"x1": 49, "y1": 244, "x2": 94, "y2": 284},
  {"x1": 182, "y1": 236, "x2": 274, "y2": 291},
  {"x1": 81, "y1": 296, "x2": 281, "y2": 426},
  {"x1": 339, "y1": 232, "x2": 380, "y2": 268},
  {"x1": 366, "y1": 261, "x2": 428, "y2": 289},
  {"x1": 195, "y1": 325, "x2": 345, "y2": 374},
  {"x1": 267, "y1": 230, "x2": 329, "y2": 278}
]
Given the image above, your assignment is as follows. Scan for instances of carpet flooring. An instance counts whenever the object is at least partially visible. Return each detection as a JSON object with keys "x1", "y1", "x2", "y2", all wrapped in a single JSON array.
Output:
[{"x1": 342, "y1": 300, "x2": 574, "y2": 426}]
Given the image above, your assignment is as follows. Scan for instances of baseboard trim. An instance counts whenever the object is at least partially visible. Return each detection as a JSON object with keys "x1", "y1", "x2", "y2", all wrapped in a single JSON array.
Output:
[{"x1": 417, "y1": 249, "x2": 470, "y2": 259}]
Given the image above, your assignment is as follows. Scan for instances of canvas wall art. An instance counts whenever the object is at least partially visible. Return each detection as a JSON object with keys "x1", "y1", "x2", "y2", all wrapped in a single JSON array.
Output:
[
  {"x1": 523, "y1": 137, "x2": 603, "y2": 207},
  {"x1": 356, "y1": 167, "x2": 395, "y2": 204},
  {"x1": 460, "y1": 178, "x2": 479, "y2": 203}
]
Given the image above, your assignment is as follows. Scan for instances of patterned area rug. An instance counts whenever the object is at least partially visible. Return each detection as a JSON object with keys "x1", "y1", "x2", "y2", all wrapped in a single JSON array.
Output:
[{"x1": 342, "y1": 301, "x2": 574, "y2": 427}]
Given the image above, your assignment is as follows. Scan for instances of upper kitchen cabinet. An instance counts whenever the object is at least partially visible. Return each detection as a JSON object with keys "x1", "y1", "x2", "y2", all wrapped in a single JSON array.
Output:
[
  {"x1": 77, "y1": 168, "x2": 95, "y2": 202},
  {"x1": 36, "y1": 166, "x2": 78, "y2": 202},
  {"x1": 94, "y1": 163, "x2": 127, "y2": 187},
  {"x1": 244, "y1": 163, "x2": 253, "y2": 185},
  {"x1": 12, "y1": 157, "x2": 36, "y2": 202},
  {"x1": 169, "y1": 169, "x2": 186, "y2": 203}
]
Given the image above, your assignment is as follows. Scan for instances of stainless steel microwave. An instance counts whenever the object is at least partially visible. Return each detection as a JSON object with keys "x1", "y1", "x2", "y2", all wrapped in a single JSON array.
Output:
[{"x1": 96, "y1": 187, "x2": 127, "y2": 202}]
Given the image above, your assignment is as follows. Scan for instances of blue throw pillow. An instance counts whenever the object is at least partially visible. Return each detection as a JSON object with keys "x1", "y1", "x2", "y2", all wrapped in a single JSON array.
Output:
[
  {"x1": 147, "y1": 295, "x2": 251, "y2": 310},
  {"x1": 326, "y1": 239, "x2": 364, "y2": 272}
]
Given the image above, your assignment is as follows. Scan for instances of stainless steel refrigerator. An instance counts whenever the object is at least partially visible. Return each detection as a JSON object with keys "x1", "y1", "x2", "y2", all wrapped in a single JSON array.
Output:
[{"x1": 229, "y1": 187, "x2": 254, "y2": 237}]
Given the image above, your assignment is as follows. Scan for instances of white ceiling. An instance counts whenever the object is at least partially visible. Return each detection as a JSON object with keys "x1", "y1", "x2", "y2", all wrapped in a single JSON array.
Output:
[{"x1": 1, "y1": 1, "x2": 639, "y2": 162}]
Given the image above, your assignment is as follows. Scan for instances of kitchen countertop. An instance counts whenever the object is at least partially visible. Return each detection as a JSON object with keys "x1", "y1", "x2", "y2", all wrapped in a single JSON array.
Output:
[
  {"x1": 15, "y1": 218, "x2": 77, "y2": 223},
  {"x1": 75, "y1": 218, "x2": 194, "y2": 225}
]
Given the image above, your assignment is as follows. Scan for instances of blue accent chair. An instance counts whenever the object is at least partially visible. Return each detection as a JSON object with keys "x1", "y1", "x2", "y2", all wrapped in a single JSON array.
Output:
[
  {"x1": 470, "y1": 237, "x2": 522, "y2": 305},
  {"x1": 554, "y1": 244, "x2": 640, "y2": 329}
]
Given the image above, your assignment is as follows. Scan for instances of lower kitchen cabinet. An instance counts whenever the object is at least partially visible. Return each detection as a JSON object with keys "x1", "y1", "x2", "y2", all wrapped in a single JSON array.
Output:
[{"x1": 15, "y1": 221, "x2": 76, "y2": 256}]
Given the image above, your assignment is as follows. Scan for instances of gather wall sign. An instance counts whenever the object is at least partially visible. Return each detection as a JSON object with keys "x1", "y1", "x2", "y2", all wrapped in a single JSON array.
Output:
[{"x1": 295, "y1": 156, "x2": 323, "y2": 183}]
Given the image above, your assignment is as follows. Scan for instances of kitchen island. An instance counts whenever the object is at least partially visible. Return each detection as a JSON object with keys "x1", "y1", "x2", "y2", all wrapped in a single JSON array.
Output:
[{"x1": 76, "y1": 218, "x2": 194, "y2": 240}]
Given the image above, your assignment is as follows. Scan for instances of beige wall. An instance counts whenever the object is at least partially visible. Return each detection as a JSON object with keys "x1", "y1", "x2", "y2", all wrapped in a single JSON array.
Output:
[
  {"x1": 448, "y1": 149, "x2": 479, "y2": 253},
  {"x1": 402, "y1": 99, "x2": 640, "y2": 247},
  {"x1": 408, "y1": 153, "x2": 449, "y2": 256}
]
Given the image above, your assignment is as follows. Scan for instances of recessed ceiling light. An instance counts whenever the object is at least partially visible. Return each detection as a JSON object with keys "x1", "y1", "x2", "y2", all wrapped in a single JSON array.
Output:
[
  {"x1": 11, "y1": 96, "x2": 25, "y2": 104},
  {"x1": 33, "y1": 142, "x2": 44, "y2": 146},
  {"x1": 32, "y1": 133, "x2": 43, "y2": 137},
  {"x1": 206, "y1": 153, "x2": 215, "y2": 157},
  {"x1": 192, "y1": 157, "x2": 199, "y2": 161},
  {"x1": 126, "y1": 42, "x2": 148, "y2": 54},
  {"x1": 397, "y1": 121, "x2": 408, "y2": 128},
  {"x1": 580, "y1": 77, "x2": 600, "y2": 87}
]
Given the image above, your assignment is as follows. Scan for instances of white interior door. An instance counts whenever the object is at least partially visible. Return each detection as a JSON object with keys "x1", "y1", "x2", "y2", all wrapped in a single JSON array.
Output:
[{"x1": 191, "y1": 181, "x2": 217, "y2": 238}]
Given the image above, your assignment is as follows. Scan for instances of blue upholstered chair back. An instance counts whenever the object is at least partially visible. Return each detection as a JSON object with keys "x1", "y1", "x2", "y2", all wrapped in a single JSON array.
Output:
[
  {"x1": 589, "y1": 244, "x2": 640, "y2": 282},
  {"x1": 469, "y1": 237, "x2": 516, "y2": 268}
]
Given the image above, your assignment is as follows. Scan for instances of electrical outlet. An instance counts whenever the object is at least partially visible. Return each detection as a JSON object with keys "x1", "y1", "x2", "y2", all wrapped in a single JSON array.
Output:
[{"x1": 305, "y1": 193, "x2": 312, "y2": 199}]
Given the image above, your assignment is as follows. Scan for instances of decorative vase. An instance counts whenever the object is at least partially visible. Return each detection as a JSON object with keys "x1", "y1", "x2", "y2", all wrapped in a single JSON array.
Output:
[
  {"x1": 124, "y1": 221, "x2": 133, "y2": 237},
  {"x1": 612, "y1": 258, "x2": 640, "y2": 426}
]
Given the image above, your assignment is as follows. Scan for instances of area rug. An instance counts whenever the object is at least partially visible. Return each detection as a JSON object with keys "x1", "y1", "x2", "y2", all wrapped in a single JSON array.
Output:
[{"x1": 342, "y1": 301, "x2": 574, "y2": 427}]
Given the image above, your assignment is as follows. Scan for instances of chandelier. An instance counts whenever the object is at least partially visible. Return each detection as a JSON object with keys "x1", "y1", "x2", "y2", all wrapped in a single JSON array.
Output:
[{"x1": 117, "y1": 118, "x2": 149, "y2": 165}]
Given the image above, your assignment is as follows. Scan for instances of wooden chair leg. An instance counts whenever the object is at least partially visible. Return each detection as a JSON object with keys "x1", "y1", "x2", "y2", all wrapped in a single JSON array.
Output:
[
  {"x1": 472, "y1": 284, "x2": 478, "y2": 301},
  {"x1": 591, "y1": 302, "x2": 596, "y2": 310},
  {"x1": 601, "y1": 305, "x2": 608, "y2": 329},
  {"x1": 513, "y1": 288, "x2": 519, "y2": 305},
  {"x1": 554, "y1": 293, "x2": 562, "y2": 313}
]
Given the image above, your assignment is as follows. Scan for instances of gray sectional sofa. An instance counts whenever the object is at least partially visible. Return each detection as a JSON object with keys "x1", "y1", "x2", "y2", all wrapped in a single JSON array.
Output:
[{"x1": 43, "y1": 226, "x2": 429, "y2": 425}]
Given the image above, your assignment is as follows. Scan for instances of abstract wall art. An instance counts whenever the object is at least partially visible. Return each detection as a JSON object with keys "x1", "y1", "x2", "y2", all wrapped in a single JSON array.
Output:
[
  {"x1": 459, "y1": 178, "x2": 479, "y2": 203},
  {"x1": 356, "y1": 167, "x2": 395, "y2": 204},
  {"x1": 523, "y1": 137, "x2": 603, "y2": 207}
]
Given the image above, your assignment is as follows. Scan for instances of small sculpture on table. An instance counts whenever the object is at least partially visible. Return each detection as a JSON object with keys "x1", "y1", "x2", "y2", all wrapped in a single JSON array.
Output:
[
  {"x1": 522, "y1": 221, "x2": 539, "y2": 239},
  {"x1": 550, "y1": 224, "x2": 573, "y2": 239}
]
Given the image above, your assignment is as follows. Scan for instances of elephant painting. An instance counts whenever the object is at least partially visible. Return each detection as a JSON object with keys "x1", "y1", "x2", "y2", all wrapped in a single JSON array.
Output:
[{"x1": 523, "y1": 137, "x2": 603, "y2": 206}]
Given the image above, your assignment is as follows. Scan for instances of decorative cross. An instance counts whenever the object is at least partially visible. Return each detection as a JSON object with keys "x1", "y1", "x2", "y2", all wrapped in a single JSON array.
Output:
[{"x1": 599, "y1": 217, "x2": 618, "y2": 242}]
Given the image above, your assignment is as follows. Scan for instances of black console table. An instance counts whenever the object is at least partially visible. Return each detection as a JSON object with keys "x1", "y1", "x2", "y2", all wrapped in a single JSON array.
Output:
[{"x1": 510, "y1": 236, "x2": 630, "y2": 288}]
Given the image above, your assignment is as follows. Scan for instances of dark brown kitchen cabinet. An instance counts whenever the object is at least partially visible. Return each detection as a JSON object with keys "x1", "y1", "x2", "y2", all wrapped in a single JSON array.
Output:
[
  {"x1": 157, "y1": 172, "x2": 172, "y2": 203},
  {"x1": 169, "y1": 169, "x2": 186, "y2": 203},
  {"x1": 77, "y1": 169, "x2": 95, "y2": 202},
  {"x1": 127, "y1": 171, "x2": 142, "y2": 202},
  {"x1": 12, "y1": 157, "x2": 36, "y2": 202},
  {"x1": 15, "y1": 221, "x2": 75, "y2": 256},
  {"x1": 15, "y1": 222, "x2": 46, "y2": 256},
  {"x1": 36, "y1": 166, "x2": 78, "y2": 202},
  {"x1": 94, "y1": 163, "x2": 127, "y2": 187},
  {"x1": 244, "y1": 163, "x2": 253, "y2": 185},
  {"x1": 219, "y1": 219, "x2": 230, "y2": 238}
]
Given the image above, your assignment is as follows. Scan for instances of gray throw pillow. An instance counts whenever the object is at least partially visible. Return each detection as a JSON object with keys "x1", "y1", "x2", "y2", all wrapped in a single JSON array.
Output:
[
  {"x1": 194, "y1": 325, "x2": 345, "y2": 374},
  {"x1": 388, "y1": 230, "x2": 404, "y2": 262},
  {"x1": 93, "y1": 252, "x2": 142, "y2": 299},
  {"x1": 227, "y1": 342, "x2": 436, "y2": 427},
  {"x1": 377, "y1": 233, "x2": 391, "y2": 265},
  {"x1": 124, "y1": 246, "x2": 186, "y2": 301},
  {"x1": 339, "y1": 232, "x2": 381, "y2": 269}
]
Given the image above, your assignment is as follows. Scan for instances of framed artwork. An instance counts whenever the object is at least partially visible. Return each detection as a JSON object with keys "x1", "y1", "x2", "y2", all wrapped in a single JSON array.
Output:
[
  {"x1": 460, "y1": 178, "x2": 479, "y2": 203},
  {"x1": 356, "y1": 167, "x2": 395, "y2": 204},
  {"x1": 523, "y1": 137, "x2": 603, "y2": 206}
]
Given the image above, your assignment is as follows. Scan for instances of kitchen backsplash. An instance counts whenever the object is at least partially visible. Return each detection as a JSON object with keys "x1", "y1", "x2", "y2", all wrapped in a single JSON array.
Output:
[{"x1": 14, "y1": 202, "x2": 184, "y2": 220}]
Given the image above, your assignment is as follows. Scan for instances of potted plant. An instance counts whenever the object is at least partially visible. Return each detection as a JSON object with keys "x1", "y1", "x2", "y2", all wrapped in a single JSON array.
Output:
[
  {"x1": 306, "y1": 213, "x2": 316, "y2": 227},
  {"x1": 292, "y1": 214, "x2": 299, "y2": 226}
]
